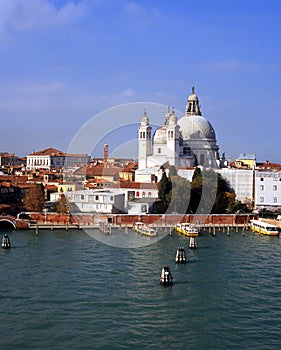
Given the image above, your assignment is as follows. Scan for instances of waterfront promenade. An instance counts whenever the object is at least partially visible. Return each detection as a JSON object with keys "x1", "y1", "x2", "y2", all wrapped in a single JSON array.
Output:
[{"x1": 0, "y1": 213, "x2": 257, "y2": 231}]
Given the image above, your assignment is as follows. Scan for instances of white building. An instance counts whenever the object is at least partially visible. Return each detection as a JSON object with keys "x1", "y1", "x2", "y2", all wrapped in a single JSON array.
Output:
[
  {"x1": 217, "y1": 168, "x2": 254, "y2": 203},
  {"x1": 138, "y1": 87, "x2": 220, "y2": 171},
  {"x1": 255, "y1": 171, "x2": 281, "y2": 210},
  {"x1": 26, "y1": 148, "x2": 90, "y2": 171},
  {"x1": 50, "y1": 189, "x2": 125, "y2": 214}
]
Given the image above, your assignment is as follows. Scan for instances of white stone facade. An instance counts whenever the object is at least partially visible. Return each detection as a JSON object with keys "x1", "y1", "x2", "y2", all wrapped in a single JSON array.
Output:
[
  {"x1": 138, "y1": 88, "x2": 219, "y2": 170},
  {"x1": 50, "y1": 189, "x2": 125, "y2": 214},
  {"x1": 255, "y1": 171, "x2": 281, "y2": 209},
  {"x1": 217, "y1": 168, "x2": 254, "y2": 203}
]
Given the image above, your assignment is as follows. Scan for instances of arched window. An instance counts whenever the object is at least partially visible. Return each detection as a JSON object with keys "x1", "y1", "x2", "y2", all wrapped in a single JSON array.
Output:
[{"x1": 136, "y1": 191, "x2": 140, "y2": 197}]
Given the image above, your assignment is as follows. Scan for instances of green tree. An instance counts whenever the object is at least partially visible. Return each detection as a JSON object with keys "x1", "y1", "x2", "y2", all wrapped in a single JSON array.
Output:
[
  {"x1": 57, "y1": 193, "x2": 70, "y2": 214},
  {"x1": 168, "y1": 175, "x2": 191, "y2": 213},
  {"x1": 187, "y1": 168, "x2": 234, "y2": 214},
  {"x1": 169, "y1": 165, "x2": 178, "y2": 176},
  {"x1": 23, "y1": 184, "x2": 45, "y2": 212},
  {"x1": 157, "y1": 169, "x2": 172, "y2": 213},
  {"x1": 187, "y1": 167, "x2": 203, "y2": 213}
]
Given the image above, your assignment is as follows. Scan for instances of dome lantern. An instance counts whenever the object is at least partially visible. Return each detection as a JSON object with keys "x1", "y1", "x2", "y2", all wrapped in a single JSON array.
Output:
[{"x1": 185, "y1": 86, "x2": 201, "y2": 116}]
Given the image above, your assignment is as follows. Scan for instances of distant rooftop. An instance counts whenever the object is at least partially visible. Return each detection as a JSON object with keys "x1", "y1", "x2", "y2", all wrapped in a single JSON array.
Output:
[{"x1": 238, "y1": 153, "x2": 256, "y2": 160}]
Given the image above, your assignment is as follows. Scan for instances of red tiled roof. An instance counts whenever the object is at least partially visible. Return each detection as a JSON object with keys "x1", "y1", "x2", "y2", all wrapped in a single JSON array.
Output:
[
  {"x1": 28, "y1": 147, "x2": 66, "y2": 156},
  {"x1": 0, "y1": 175, "x2": 28, "y2": 183},
  {"x1": 45, "y1": 184, "x2": 58, "y2": 190},
  {"x1": 73, "y1": 165, "x2": 87, "y2": 175},
  {"x1": 109, "y1": 182, "x2": 157, "y2": 190},
  {"x1": 87, "y1": 166, "x2": 122, "y2": 177}
]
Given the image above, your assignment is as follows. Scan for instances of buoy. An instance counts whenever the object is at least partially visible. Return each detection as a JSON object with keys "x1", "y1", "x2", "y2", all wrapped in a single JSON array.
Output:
[
  {"x1": 175, "y1": 247, "x2": 187, "y2": 263},
  {"x1": 160, "y1": 266, "x2": 173, "y2": 286},
  {"x1": 2, "y1": 234, "x2": 11, "y2": 249}
]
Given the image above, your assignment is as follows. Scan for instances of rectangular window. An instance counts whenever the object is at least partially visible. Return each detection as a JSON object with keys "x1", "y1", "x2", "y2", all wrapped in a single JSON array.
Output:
[
  {"x1": 95, "y1": 195, "x2": 99, "y2": 200},
  {"x1": 81, "y1": 195, "x2": 84, "y2": 200},
  {"x1": 128, "y1": 191, "x2": 135, "y2": 201},
  {"x1": 273, "y1": 185, "x2": 277, "y2": 191},
  {"x1": 260, "y1": 185, "x2": 264, "y2": 190},
  {"x1": 158, "y1": 148, "x2": 161, "y2": 154},
  {"x1": 260, "y1": 197, "x2": 264, "y2": 202},
  {"x1": 141, "y1": 205, "x2": 147, "y2": 212},
  {"x1": 273, "y1": 197, "x2": 277, "y2": 203},
  {"x1": 260, "y1": 178, "x2": 264, "y2": 181}
]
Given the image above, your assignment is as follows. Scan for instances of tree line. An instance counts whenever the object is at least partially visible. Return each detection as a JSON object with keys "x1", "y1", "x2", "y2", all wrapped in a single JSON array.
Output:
[{"x1": 157, "y1": 166, "x2": 251, "y2": 214}]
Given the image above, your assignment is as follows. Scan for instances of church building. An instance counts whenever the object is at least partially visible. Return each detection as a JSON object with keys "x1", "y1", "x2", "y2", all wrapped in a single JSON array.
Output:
[{"x1": 138, "y1": 87, "x2": 220, "y2": 170}]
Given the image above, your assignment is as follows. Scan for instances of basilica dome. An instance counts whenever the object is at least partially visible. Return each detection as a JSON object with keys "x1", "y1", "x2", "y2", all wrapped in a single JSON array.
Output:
[{"x1": 178, "y1": 115, "x2": 216, "y2": 141}]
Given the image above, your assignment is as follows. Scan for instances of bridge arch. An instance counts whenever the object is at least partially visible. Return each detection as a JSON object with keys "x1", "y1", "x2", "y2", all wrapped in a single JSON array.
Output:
[{"x1": 0, "y1": 216, "x2": 16, "y2": 229}]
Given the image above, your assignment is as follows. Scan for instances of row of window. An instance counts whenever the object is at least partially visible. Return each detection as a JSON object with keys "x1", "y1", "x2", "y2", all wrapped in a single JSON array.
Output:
[
  {"x1": 260, "y1": 197, "x2": 278, "y2": 203},
  {"x1": 139, "y1": 131, "x2": 151, "y2": 139},
  {"x1": 260, "y1": 177, "x2": 281, "y2": 181},
  {"x1": 260, "y1": 185, "x2": 279, "y2": 191}
]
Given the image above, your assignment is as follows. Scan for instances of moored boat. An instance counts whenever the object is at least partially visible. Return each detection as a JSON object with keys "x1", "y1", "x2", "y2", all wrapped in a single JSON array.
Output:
[
  {"x1": 132, "y1": 222, "x2": 157, "y2": 237},
  {"x1": 250, "y1": 219, "x2": 280, "y2": 236},
  {"x1": 174, "y1": 223, "x2": 199, "y2": 237}
]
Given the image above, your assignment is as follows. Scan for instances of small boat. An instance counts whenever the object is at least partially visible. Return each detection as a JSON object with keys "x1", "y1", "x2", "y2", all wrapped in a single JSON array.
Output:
[
  {"x1": 132, "y1": 222, "x2": 157, "y2": 237},
  {"x1": 174, "y1": 223, "x2": 199, "y2": 237},
  {"x1": 2, "y1": 234, "x2": 11, "y2": 249},
  {"x1": 189, "y1": 236, "x2": 198, "y2": 249},
  {"x1": 250, "y1": 219, "x2": 280, "y2": 236},
  {"x1": 175, "y1": 247, "x2": 186, "y2": 263},
  {"x1": 160, "y1": 266, "x2": 173, "y2": 286}
]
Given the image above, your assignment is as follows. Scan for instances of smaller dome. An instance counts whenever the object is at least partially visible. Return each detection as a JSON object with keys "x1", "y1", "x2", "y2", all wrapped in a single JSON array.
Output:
[
  {"x1": 141, "y1": 110, "x2": 149, "y2": 126},
  {"x1": 188, "y1": 88, "x2": 198, "y2": 101},
  {"x1": 153, "y1": 127, "x2": 167, "y2": 144}
]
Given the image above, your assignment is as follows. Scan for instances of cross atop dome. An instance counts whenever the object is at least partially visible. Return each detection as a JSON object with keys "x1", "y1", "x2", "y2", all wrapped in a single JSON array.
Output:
[{"x1": 185, "y1": 86, "x2": 201, "y2": 116}]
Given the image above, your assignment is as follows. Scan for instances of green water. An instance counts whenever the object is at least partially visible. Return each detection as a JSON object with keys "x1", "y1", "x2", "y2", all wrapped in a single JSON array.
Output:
[{"x1": 1, "y1": 228, "x2": 281, "y2": 349}]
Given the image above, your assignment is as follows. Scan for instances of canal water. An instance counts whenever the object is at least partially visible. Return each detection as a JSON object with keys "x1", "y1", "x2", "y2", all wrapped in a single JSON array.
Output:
[{"x1": 1, "y1": 228, "x2": 281, "y2": 349}]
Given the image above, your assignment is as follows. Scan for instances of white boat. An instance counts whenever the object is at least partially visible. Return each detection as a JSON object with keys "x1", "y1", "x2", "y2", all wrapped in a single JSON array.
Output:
[
  {"x1": 250, "y1": 219, "x2": 280, "y2": 236},
  {"x1": 174, "y1": 223, "x2": 199, "y2": 237},
  {"x1": 132, "y1": 222, "x2": 157, "y2": 237}
]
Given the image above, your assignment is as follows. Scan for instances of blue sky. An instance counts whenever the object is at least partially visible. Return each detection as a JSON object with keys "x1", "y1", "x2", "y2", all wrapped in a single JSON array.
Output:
[{"x1": 0, "y1": 0, "x2": 280, "y2": 162}]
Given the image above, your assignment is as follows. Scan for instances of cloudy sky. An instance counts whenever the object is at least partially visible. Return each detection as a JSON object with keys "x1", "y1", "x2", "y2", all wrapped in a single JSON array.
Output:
[{"x1": 0, "y1": 0, "x2": 280, "y2": 162}]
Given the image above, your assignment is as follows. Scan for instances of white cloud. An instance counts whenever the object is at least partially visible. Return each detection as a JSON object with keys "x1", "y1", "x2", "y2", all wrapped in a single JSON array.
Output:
[
  {"x1": 200, "y1": 59, "x2": 279, "y2": 72},
  {"x1": 124, "y1": 1, "x2": 161, "y2": 26},
  {"x1": 0, "y1": 0, "x2": 88, "y2": 33}
]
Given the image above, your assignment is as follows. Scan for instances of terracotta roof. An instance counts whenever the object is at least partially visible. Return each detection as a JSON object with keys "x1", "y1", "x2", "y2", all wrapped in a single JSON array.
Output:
[
  {"x1": 0, "y1": 175, "x2": 28, "y2": 183},
  {"x1": 28, "y1": 147, "x2": 66, "y2": 156},
  {"x1": 109, "y1": 182, "x2": 157, "y2": 190},
  {"x1": 73, "y1": 165, "x2": 87, "y2": 175},
  {"x1": 45, "y1": 184, "x2": 58, "y2": 190},
  {"x1": 256, "y1": 162, "x2": 281, "y2": 170},
  {"x1": 87, "y1": 166, "x2": 122, "y2": 177}
]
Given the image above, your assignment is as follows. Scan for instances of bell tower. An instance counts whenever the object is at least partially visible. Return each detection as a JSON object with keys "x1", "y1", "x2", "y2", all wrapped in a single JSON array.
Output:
[{"x1": 138, "y1": 110, "x2": 152, "y2": 169}]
